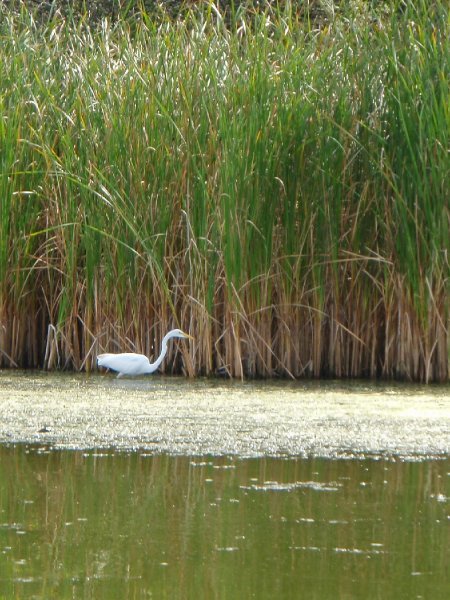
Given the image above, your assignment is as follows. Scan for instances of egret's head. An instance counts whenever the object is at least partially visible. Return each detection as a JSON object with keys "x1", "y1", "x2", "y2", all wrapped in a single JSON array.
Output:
[{"x1": 168, "y1": 328, "x2": 194, "y2": 341}]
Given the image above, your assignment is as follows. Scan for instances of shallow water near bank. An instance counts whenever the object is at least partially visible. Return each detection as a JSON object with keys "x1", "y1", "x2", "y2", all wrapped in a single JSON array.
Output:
[{"x1": 0, "y1": 372, "x2": 449, "y2": 598}]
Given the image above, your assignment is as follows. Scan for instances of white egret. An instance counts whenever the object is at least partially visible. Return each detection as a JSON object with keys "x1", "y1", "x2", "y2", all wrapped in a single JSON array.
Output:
[{"x1": 97, "y1": 328, "x2": 193, "y2": 377}]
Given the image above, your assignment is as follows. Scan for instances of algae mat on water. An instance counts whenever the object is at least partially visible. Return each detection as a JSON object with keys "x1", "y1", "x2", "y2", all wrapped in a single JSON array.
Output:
[{"x1": 0, "y1": 372, "x2": 449, "y2": 457}]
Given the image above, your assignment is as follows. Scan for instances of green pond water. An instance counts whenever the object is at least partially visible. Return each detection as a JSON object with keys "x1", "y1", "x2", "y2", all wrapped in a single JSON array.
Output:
[
  {"x1": 0, "y1": 374, "x2": 449, "y2": 598},
  {"x1": 1, "y1": 449, "x2": 449, "y2": 599}
]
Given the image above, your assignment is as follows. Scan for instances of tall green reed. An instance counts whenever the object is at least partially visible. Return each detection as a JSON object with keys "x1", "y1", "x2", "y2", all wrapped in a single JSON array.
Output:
[{"x1": 0, "y1": 1, "x2": 447, "y2": 380}]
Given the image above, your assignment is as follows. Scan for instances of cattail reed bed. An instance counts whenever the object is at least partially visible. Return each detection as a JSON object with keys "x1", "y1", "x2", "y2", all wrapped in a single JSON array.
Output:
[{"x1": 0, "y1": 1, "x2": 448, "y2": 381}]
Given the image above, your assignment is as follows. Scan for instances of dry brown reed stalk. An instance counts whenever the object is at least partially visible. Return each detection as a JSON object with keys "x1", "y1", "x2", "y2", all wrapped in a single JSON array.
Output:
[{"x1": 0, "y1": 252, "x2": 447, "y2": 382}]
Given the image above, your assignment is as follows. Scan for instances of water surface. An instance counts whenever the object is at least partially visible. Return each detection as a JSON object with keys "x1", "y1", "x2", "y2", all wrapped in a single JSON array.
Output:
[
  {"x1": 0, "y1": 373, "x2": 449, "y2": 598},
  {"x1": 0, "y1": 372, "x2": 449, "y2": 457},
  {"x1": 0, "y1": 449, "x2": 449, "y2": 599}
]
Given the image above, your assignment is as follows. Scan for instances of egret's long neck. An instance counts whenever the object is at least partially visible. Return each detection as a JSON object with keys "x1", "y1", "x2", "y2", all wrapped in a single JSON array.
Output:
[{"x1": 148, "y1": 333, "x2": 171, "y2": 372}]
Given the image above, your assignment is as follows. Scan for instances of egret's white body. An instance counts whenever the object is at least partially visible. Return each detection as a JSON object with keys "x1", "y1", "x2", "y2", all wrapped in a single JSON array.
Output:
[{"x1": 97, "y1": 328, "x2": 192, "y2": 377}]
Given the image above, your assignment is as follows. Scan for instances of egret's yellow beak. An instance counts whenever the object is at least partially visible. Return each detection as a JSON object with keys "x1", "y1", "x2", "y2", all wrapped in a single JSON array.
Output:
[{"x1": 182, "y1": 332, "x2": 195, "y2": 341}]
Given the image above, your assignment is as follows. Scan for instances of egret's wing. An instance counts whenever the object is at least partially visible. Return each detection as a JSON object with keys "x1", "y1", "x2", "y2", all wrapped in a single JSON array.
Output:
[{"x1": 97, "y1": 352, "x2": 149, "y2": 374}]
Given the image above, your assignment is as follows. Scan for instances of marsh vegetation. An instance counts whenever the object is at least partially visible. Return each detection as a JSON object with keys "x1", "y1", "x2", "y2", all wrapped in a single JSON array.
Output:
[{"x1": 0, "y1": 1, "x2": 448, "y2": 381}]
